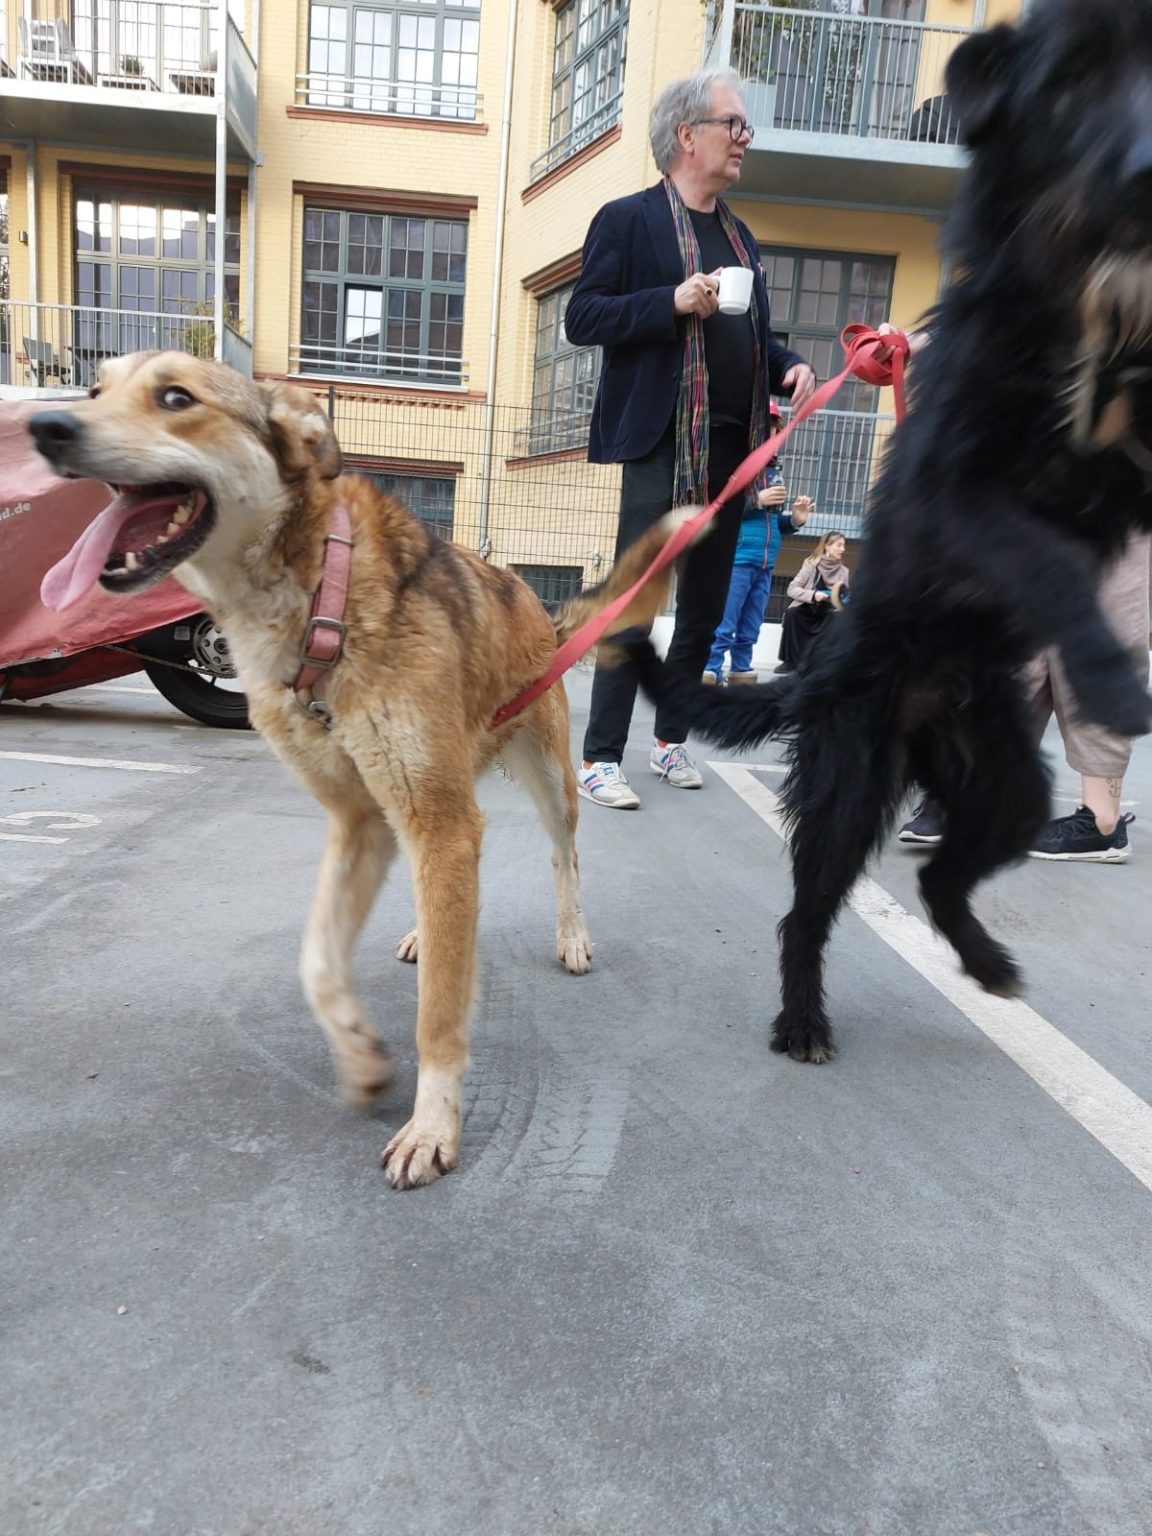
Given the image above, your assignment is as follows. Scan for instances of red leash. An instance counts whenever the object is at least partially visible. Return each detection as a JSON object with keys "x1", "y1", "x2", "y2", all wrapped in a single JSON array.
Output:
[{"x1": 490, "y1": 324, "x2": 910, "y2": 730}]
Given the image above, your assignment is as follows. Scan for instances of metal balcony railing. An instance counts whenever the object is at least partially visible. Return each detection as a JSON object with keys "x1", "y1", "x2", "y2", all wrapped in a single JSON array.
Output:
[
  {"x1": 11, "y1": 0, "x2": 223, "y2": 98},
  {"x1": 530, "y1": 91, "x2": 624, "y2": 182},
  {"x1": 0, "y1": 301, "x2": 244, "y2": 391},
  {"x1": 295, "y1": 74, "x2": 481, "y2": 122},
  {"x1": 707, "y1": 2, "x2": 970, "y2": 146},
  {"x1": 290, "y1": 340, "x2": 468, "y2": 390}
]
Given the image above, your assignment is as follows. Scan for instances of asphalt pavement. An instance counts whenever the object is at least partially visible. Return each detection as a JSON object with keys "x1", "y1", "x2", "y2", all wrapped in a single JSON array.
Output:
[{"x1": 2, "y1": 668, "x2": 1151, "y2": 1536}]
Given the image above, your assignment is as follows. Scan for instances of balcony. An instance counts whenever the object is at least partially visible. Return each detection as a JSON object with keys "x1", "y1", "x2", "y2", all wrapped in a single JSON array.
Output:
[
  {"x1": 0, "y1": 300, "x2": 252, "y2": 395},
  {"x1": 706, "y1": 2, "x2": 971, "y2": 213},
  {"x1": 0, "y1": 0, "x2": 257, "y2": 160}
]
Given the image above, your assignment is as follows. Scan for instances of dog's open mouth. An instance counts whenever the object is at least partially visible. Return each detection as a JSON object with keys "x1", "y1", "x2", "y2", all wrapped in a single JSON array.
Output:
[{"x1": 40, "y1": 483, "x2": 215, "y2": 612}]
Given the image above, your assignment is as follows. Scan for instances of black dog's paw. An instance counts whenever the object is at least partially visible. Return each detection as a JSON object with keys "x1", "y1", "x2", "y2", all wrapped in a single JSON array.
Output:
[
  {"x1": 962, "y1": 940, "x2": 1024, "y2": 999},
  {"x1": 770, "y1": 1011, "x2": 838, "y2": 1064}
]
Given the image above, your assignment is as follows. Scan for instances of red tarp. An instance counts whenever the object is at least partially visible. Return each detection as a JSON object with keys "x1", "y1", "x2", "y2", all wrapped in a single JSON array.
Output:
[{"x1": 0, "y1": 400, "x2": 200, "y2": 668}]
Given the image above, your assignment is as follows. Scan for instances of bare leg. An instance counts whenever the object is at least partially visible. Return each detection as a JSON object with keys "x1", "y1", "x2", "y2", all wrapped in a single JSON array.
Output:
[{"x1": 1081, "y1": 774, "x2": 1124, "y2": 835}]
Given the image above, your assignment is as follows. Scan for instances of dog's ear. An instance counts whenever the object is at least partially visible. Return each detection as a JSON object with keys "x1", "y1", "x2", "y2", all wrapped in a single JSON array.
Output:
[
  {"x1": 945, "y1": 23, "x2": 1021, "y2": 146},
  {"x1": 260, "y1": 381, "x2": 343, "y2": 481}
]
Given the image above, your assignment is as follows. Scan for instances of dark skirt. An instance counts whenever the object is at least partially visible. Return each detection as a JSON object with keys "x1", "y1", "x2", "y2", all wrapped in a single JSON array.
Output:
[{"x1": 778, "y1": 600, "x2": 833, "y2": 671}]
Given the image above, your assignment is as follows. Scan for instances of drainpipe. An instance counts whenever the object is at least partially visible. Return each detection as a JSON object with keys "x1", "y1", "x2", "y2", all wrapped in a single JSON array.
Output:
[
  {"x1": 475, "y1": 0, "x2": 519, "y2": 558},
  {"x1": 213, "y1": 0, "x2": 228, "y2": 361},
  {"x1": 245, "y1": 0, "x2": 260, "y2": 363},
  {"x1": 24, "y1": 141, "x2": 39, "y2": 342}
]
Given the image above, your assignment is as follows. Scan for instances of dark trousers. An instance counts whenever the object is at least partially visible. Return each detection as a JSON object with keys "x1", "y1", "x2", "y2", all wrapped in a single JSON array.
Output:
[{"x1": 582, "y1": 423, "x2": 750, "y2": 763}]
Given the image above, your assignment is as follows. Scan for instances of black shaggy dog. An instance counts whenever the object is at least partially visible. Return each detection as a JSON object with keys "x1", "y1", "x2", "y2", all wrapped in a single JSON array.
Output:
[{"x1": 632, "y1": 0, "x2": 1152, "y2": 1064}]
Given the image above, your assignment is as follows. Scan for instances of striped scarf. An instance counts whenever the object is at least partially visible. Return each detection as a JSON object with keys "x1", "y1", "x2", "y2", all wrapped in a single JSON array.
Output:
[{"x1": 663, "y1": 175, "x2": 771, "y2": 508}]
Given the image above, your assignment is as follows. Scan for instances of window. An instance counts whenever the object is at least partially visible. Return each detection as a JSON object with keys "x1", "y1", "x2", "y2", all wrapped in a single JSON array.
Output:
[
  {"x1": 512, "y1": 564, "x2": 584, "y2": 606},
  {"x1": 532, "y1": 0, "x2": 628, "y2": 180},
  {"x1": 306, "y1": 0, "x2": 480, "y2": 120},
  {"x1": 300, "y1": 205, "x2": 467, "y2": 385},
  {"x1": 759, "y1": 246, "x2": 895, "y2": 534},
  {"x1": 530, "y1": 283, "x2": 600, "y2": 453},
  {"x1": 360, "y1": 469, "x2": 455, "y2": 540},
  {"x1": 72, "y1": 190, "x2": 240, "y2": 384}
]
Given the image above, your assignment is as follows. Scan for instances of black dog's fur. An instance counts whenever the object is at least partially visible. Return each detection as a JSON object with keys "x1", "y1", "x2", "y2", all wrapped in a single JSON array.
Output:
[{"x1": 633, "y1": 0, "x2": 1152, "y2": 1064}]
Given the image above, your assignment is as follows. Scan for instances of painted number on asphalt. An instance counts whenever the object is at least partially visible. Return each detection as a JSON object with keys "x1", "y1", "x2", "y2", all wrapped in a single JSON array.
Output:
[{"x1": 0, "y1": 811, "x2": 103, "y2": 845}]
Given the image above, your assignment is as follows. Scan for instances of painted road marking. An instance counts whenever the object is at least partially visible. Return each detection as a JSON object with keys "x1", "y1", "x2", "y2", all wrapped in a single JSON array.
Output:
[
  {"x1": 711, "y1": 760, "x2": 1152, "y2": 1198},
  {"x1": 0, "y1": 751, "x2": 199, "y2": 775}
]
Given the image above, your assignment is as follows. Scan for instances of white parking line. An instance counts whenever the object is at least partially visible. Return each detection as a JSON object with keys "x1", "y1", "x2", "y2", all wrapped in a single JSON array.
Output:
[
  {"x1": 711, "y1": 760, "x2": 1152, "y2": 1198},
  {"x1": 0, "y1": 833, "x2": 67, "y2": 844},
  {"x1": 0, "y1": 751, "x2": 199, "y2": 775}
]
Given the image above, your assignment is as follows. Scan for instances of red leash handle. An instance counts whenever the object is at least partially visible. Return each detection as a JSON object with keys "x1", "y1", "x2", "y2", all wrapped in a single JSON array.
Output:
[{"x1": 490, "y1": 326, "x2": 911, "y2": 730}]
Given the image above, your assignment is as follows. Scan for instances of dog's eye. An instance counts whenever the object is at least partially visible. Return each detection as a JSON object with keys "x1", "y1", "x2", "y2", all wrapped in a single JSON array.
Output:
[
  {"x1": 159, "y1": 386, "x2": 196, "y2": 411},
  {"x1": 88, "y1": 385, "x2": 100, "y2": 399}
]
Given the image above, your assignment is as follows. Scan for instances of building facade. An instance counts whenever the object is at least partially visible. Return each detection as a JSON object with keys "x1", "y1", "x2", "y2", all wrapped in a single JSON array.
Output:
[{"x1": 1, "y1": 0, "x2": 1024, "y2": 607}]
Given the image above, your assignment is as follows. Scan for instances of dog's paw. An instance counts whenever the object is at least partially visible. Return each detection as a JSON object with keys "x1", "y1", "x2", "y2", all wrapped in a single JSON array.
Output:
[
  {"x1": 962, "y1": 939, "x2": 1024, "y2": 998},
  {"x1": 558, "y1": 928, "x2": 593, "y2": 975},
  {"x1": 770, "y1": 1012, "x2": 838, "y2": 1064},
  {"x1": 396, "y1": 929, "x2": 418, "y2": 963},
  {"x1": 381, "y1": 1119, "x2": 459, "y2": 1189},
  {"x1": 339, "y1": 1038, "x2": 395, "y2": 1108}
]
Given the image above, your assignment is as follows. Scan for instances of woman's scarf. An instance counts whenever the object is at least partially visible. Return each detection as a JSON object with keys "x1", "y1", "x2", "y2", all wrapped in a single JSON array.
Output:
[{"x1": 663, "y1": 176, "x2": 770, "y2": 508}]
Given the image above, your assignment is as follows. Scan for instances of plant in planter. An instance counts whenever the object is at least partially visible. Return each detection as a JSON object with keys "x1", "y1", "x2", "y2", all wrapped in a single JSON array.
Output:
[{"x1": 120, "y1": 55, "x2": 143, "y2": 75}]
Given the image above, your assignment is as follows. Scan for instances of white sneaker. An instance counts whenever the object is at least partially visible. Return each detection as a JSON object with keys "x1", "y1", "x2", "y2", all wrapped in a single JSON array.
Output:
[
  {"x1": 649, "y1": 739, "x2": 704, "y2": 789},
  {"x1": 577, "y1": 761, "x2": 641, "y2": 809}
]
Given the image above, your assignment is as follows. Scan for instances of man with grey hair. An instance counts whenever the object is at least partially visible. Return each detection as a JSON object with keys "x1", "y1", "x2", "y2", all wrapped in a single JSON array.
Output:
[{"x1": 566, "y1": 67, "x2": 815, "y2": 809}]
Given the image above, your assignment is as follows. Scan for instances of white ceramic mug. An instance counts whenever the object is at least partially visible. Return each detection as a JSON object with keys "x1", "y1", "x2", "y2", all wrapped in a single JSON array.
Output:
[{"x1": 717, "y1": 266, "x2": 754, "y2": 315}]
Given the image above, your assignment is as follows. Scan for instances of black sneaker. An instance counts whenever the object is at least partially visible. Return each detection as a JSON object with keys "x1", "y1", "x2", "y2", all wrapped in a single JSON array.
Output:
[
  {"x1": 1028, "y1": 806, "x2": 1134, "y2": 862},
  {"x1": 898, "y1": 796, "x2": 944, "y2": 844}
]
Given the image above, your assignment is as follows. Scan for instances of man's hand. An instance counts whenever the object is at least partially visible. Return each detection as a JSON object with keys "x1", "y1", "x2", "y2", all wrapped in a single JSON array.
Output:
[
  {"x1": 814, "y1": 590, "x2": 830, "y2": 602},
  {"x1": 674, "y1": 272, "x2": 721, "y2": 317},
  {"x1": 791, "y1": 494, "x2": 814, "y2": 526},
  {"x1": 757, "y1": 483, "x2": 788, "y2": 508},
  {"x1": 782, "y1": 363, "x2": 816, "y2": 407}
]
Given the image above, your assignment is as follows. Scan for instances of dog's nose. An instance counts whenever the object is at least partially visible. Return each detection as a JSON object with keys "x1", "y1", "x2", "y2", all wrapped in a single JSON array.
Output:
[{"x1": 28, "y1": 411, "x2": 83, "y2": 463}]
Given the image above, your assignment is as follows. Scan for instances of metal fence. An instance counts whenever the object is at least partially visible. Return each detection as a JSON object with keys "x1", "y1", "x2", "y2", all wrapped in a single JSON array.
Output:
[
  {"x1": 322, "y1": 389, "x2": 896, "y2": 600},
  {"x1": 708, "y1": 2, "x2": 968, "y2": 145}
]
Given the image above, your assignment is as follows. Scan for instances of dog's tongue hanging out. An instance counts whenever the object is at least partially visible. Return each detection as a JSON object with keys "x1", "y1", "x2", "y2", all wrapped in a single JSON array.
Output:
[{"x1": 39, "y1": 488, "x2": 201, "y2": 611}]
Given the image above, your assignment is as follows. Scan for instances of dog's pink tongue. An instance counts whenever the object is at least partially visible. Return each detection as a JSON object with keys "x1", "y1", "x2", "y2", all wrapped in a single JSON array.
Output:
[{"x1": 40, "y1": 492, "x2": 162, "y2": 612}]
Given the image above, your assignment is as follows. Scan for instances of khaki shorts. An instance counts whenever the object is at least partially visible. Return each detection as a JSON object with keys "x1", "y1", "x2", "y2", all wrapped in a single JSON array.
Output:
[{"x1": 1023, "y1": 533, "x2": 1152, "y2": 779}]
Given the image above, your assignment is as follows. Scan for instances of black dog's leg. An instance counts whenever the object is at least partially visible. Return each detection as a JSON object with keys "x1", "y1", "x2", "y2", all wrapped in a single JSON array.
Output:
[
  {"x1": 773, "y1": 696, "x2": 905, "y2": 1062},
  {"x1": 914, "y1": 677, "x2": 1051, "y2": 996},
  {"x1": 947, "y1": 510, "x2": 1152, "y2": 739}
]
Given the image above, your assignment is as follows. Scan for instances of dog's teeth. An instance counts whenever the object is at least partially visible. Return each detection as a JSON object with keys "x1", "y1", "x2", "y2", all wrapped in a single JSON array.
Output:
[
  {"x1": 157, "y1": 533, "x2": 169, "y2": 545},
  {"x1": 124, "y1": 552, "x2": 140, "y2": 571},
  {"x1": 172, "y1": 504, "x2": 193, "y2": 525}
]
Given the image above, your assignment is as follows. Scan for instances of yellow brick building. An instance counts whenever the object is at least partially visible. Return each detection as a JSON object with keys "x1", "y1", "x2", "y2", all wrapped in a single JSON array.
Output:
[{"x1": 1, "y1": 0, "x2": 1023, "y2": 605}]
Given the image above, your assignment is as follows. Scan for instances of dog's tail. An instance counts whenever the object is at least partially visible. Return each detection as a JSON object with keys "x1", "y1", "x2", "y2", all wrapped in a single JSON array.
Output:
[
  {"x1": 551, "y1": 507, "x2": 708, "y2": 648},
  {"x1": 625, "y1": 636, "x2": 798, "y2": 751}
]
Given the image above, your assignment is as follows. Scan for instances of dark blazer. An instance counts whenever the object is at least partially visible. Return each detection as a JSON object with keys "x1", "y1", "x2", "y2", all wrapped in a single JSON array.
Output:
[{"x1": 564, "y1": 183, "x2": 808, "y2": 464}]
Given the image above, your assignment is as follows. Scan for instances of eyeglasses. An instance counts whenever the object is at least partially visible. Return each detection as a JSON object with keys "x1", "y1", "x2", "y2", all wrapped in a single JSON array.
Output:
[{"x1": 693, "y1": 115, "x2": 755, "y2": 144}]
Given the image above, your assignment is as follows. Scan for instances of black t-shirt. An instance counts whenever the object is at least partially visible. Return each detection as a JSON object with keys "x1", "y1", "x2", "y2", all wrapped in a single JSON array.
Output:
[{"x1": 688, "y1": 207, "x2": 757, "y2": 429}]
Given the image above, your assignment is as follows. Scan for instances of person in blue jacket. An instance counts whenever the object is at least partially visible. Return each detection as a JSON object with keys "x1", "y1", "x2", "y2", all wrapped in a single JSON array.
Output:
[
  {"x1": 704, "y1": 405, "x2": 813, "y2": 684},
  {"x1": 563, "y1": 66, "x2": 815, "y2": 810}
]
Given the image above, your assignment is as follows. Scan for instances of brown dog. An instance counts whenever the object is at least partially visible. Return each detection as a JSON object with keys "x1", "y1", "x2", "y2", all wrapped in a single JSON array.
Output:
[{"x1": 30, "y1": 353, "x2": 695, "y2": 1188}]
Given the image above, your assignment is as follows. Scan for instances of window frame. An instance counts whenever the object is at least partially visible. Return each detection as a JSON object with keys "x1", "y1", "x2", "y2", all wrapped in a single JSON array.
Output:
[
  {"x1": 304, "y1": 0, "x2": 481, "y2": 121},
  {"x1": 299, "y1": 203, "x2": 468, "y2": 386},
  {"x1": 531, "y1": 0, "x2": 628, "y2": 181},
  {"x1": 528, "y1": 280, "x2": 601, "y2": 455}
]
